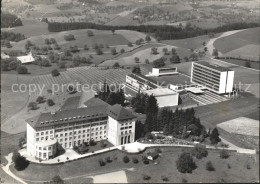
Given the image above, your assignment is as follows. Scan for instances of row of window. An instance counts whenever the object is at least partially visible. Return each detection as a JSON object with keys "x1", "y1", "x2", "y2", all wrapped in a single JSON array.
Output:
[
  {"x1": 57, "y1": 131, "x2": 107, "y2": 142},
  {"x1": 120, "y1": 126, "x2": 132, "y2": 130}
]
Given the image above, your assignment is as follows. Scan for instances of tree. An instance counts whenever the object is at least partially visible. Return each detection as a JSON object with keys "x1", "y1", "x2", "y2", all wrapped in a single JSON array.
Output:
[
  {"x1": 111, "y1": 28, "x2": 115, "y2": 34},
  {"x1": 184, "y1": 56, "x2": 189, "y2": 62},
  {"x1": 206, "y1": 161, "x2": 215, "y2": 171},
  {"x1": 52, "y1": 175, "x2": 64, "y2": 184},
  {"x1": 113, "y1": 62, "x2": 120, "y2": 68},
  {"x1": 191, "y1": 144, "x2": 208, "y2": 159},
  {"x1": 189, "y1": 52, "x2": 198, "y2": 61},
  {"x1": 176, "y1": 152, "x2": 196, "y2": 173},
  {"x1": 9, "y1": 61, "x2": 18, "y2": 70},
  {"x1": 219, "y1": 149, "x2": 229, "y2": 159},
  {"x1": 64, "y1": 34, "x2": 75, "y2": 41},
  {"x1": 145, "y1": 35, "x2": 151, "y2": 42},
  {"x1": 134, "y1": 57, "x2": 140, "y2": 62},
  {"x1": 132, "y1": 157, "x2": 139, "y2": 164},
  {"x1": 162, "y1": 48, "x2": 169, "y2": 55},
  {"x1": 111, "y1": 48, "x2": 117, "y2": 55},
  {"x1": 96, "y1": 48, "x2": 103, "y2": 55},
  {"x1": 135, "y1": 39, "x2": 141, "y2": 45},
  {"x1": 51, "y1": 69, "x2": 60, "y2": 77},
  {"x1": 50, "y1": 38, "x2": 57, "y2": 44},
  {"x1": 28, "y1": 102, "x2": 38, "y2": 110},
  {"x1": 204, "y1": 47, "x2": 208, "y2": 52},
  {"x1": 171, "y1": 48, "x2": 176, "y2": 55},
  {"x1": 128, "y1": 42, "x2": 133, "y2": 47},
  {"x1": 120, "y1": 48, "x2": 125, "y2": 54},
  {"x1": 212, "y1": 49, "x2": 219, "y2": 57},
  {"x1": 47, "y1": 99, "x2": 55, "y2": 106},
  {"x1": 210, "y1": 128, "x2": 221, "y2": 144},
  {"x1": 123, "y1": 155, "x2": 129, "y2": 163},
  {"x1": 87, "y1": 30, "x2": 94, "y2": 37},
  {"x1": 84, "y1": 44, "x2": 89, "y2": 50},
  {"x1": 153, "y1": 58, "x2": 165, "y2": 68},
  {"x1": 170, "y1": 55, "x2": 181, "y2": 63},
  {"x1": 12, "y1": 150, "x2": 20, "y2": 163},
  {"x1": 245, "y1": 61, "x2": 251, "y2": 68},
  {"x1": 151, "y1": 47, "x2": 158, "y2": 55},
  {"x1": 14, "y1": 155, "x2": 29, "y2": 171},
  {"x1": 16, "y1": 66, "x2": 28, "y2": 74},
  {"x1": 132, "y1": 66, "x2": 141, "y2": 74},
  {"x1": 45, "y1": 38, "x2": 51, "y2": 45},
  {"x1": 36, "y1": 96, "x2": 45, "y2": 104}
]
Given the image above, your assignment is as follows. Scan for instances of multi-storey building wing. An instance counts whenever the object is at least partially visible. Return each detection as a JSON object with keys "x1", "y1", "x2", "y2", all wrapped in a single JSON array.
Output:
[
  {"x1": 26, "y1": 102, "x2": 136, "y2": 160},
  {"x1": 191, "y1": 61, "x2": 234, "y2": 94}
]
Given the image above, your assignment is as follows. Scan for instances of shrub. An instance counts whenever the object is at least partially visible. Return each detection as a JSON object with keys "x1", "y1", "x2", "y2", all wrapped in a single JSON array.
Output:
[
  {"x1": 96, "y1": 48, "x2": 103, "y2": 55},
  {"x1": 161, "y1": 175, "x2": 168, "y2": 181},
  {"x1": 227, "y1": 163, "x2": 231, "y2": 169},
  {"x1": 111, "y1": 48, "x2": 117, "y2": 55},
  {"x1": 36, "y1": 96, "x2": 45, "y2": 104},
  {"x1": 191, "y1": 144, "x2": 208, "y2": 159},
  {"x1": 16, "y1": 66, "x2": 28, "y2": 74},
  {"x1": 89, "y1": 139, "x2": 96, "y2": 146},
  {"x1": 132, "y1": 157, "x2": 139, "y2": 164},
  {"x1": 28, "y1": 102, "x2": 38, "y2": 110},
  {"x1": 134, "y1": 57, "x2": 139, "y2": 62},
  {"x1": 100, "y1": 140, "x2": 107, "y2": 148},
  {"x1": 52, "y1": 175, "x2": 64, "y2": 184},
  {"x1": 143, "y1": 174, "x2": 151, "y2": 180},
  {"x1": 155, "y1": 148, "x2": 162, "y2": 153},
  {"x1": 246, "y1": 164, "x2": 251, "y2": 169},
  {"x1": 142, "y1": 156, "x2": 149, "y2": 165},
  {"x1": 105, "y1": 156, "x2": 112, "y2": 163},
  {"x1": 99, "y1": 159, "x2": 106, "y2": 166},
  {"x1": 127, "y1": 42, "x2": 133, "y2": 47},
  {"x1": 14, "y1": 155, "x2": 29, "y2": 171},
  {"x1": 113, "y1": 62, "x2": 120, "y2": 68},
  {"x1": 46, "y1": 99, "x2": 55, "y2": 106},
  {"x1": 123, "y1": 155, "x2": 129, "y2": 163},
  {"x1": 219, "y1": 149, "x2": 229, "y2": 159},
  {"x1": 51, "y1": 69, "x2": 60, "y2": 77},
  {"x1": 176, "y1": 152, "x2": 196, "y2": 173},
  {"x1": 120, "y1": 48, "x2": 125, "y2": 53},
  {"x1": 210, "y1": 128, "x2": 221, "y2": 144},
  {"x1": 64, "y1": 34, "x2": 75, "y2": 41},
  {"x1": 206, "y1": 161, "x2": 215, "y2": 171}
]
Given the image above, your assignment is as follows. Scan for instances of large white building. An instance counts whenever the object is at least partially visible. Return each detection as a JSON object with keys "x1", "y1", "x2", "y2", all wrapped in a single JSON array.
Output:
[
  {"x1": 26, "y1": 103, "x2": 136, "y2": 160},
  {"x1": 191, "y1": 61, "x2": 234, "y2": 94},
  {"x1": 146, "y1": 67, "x2": 178, "y2": 77}
]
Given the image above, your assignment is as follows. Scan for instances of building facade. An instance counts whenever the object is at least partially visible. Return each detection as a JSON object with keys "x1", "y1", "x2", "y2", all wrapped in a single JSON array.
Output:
[
  {"x1": 146, "y1": 67, "x2": 178, "y2": 77},
  {"x1": 26, "y1": 103, "x2": 136, "y2": 160},
  {"x1": 191, "y1": 61, "x2": 234, "y2": 94}
]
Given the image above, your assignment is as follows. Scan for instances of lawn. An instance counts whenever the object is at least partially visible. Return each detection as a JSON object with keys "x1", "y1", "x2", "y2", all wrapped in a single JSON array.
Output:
[
  {"x1": 214, "y1": 27, "x2": 260, "y2": 54},
  {"x1": 10, "y1": 147, "x2": 259, "y2": 183},
  {"x1": 60, "y1": 96, "x2": 81, "y2": 111}
]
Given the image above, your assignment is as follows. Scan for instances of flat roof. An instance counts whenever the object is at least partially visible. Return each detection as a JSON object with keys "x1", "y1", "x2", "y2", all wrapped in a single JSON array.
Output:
[
  {"x1": 146, "y1": 88, "x2": 177, "y2": 96},
  {"x1": 185, "y1": 87, "x2": 204, "y2": 94},
  {"x1": 127, "y1": 73, "x2": 160, "y2": 88},
  {"x1": 195, "y1": 61, "x2": 233, "y2": 72},
  {"x1": 149, "y1": 73, "x2": 191, "y2": 86}
]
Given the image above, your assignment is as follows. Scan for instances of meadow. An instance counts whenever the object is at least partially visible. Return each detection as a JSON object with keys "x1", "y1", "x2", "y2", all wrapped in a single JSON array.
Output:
[{"x1": 213, "y1": 27, "x2": 260, "y2": 54}]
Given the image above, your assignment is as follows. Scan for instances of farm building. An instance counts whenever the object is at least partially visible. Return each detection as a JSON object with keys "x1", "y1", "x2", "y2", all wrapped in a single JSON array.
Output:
[{"x1": 17, "y1": 52, "x2": 35, "y2": 64}]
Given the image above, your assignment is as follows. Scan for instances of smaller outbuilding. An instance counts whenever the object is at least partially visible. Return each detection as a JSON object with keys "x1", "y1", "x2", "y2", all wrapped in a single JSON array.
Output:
[{"x1": 17, "y1": 52, "x2": 35, "y2": 64}]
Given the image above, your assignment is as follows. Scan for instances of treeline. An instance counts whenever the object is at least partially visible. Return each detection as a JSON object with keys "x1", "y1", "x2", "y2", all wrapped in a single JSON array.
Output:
[
  {"x1": 1, "y1": 13, "x2": 23, "y2": 28},
  {"x1": 1, "y1": 31, "x2": 26, "y2": 42},
  {"x1": 132, "y1": 93, "x2": 206, "y2": 140},
  {"x1": 48, "y1": 22, "x2": 260, "y2": 40}
]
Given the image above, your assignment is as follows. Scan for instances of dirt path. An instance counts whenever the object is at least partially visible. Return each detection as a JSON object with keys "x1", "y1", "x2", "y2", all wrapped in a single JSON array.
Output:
[{"x1": 206, "y1": 29, "x2": 246, "y2": 56}]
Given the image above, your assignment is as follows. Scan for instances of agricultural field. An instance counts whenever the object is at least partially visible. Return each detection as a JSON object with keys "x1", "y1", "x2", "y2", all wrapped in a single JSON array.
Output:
[
  {"x1": 10, "y1": 147, "x2": 259, "y2": 183},
  {"x1": 220, "y1": 58, "x2": 259, "y2": 70},
  {"x1": 213, "y1": 27, "x2": 260, "y2": 60}
]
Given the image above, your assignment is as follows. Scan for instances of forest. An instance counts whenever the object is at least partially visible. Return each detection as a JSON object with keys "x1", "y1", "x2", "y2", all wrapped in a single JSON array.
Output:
[
  {"x1": 1, "y1": 13, "x2": 23, "y2": 28},
  {"x1": 48, "y1": 22, "x2": 260, "y2": 40}
]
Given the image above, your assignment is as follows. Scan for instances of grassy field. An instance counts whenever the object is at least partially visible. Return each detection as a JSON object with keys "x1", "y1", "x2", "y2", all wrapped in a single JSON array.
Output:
[
  {"x1": 162, "y1": 34, "x2": 211, "y2": 50},
  {"x1": 220, "y1": 58, "x2": 259, "y2": 70},
  {"x1": 10, "y1": 147, "x2": 259, "y2": 183},
  {"x1": 1, "y1": 19, "x2": 49, "y2": 37},
  {"x1": 214, "y1": 27, "x2": 260, "y2": 54},
  {"x1": 223, "y1": 44, "x2": 260, "y2": 61},
  {"x1": 10, "y1": 30, "x2": 130, "y2": 51},
  {"x1": 99, "y1": 45, "x2": 176, "y2": 66}
]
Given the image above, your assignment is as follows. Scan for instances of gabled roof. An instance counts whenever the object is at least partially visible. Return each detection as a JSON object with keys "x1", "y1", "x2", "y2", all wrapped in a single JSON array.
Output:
[
  {"x1": 17, "y1": 54, "x2": 35, "y2": 64},
  {"x1": 27, "y1": 105, "x2": 108, "y2": 128},
  {"x1": 107, "y1": 104, "x2": 136, "y2": 121}
]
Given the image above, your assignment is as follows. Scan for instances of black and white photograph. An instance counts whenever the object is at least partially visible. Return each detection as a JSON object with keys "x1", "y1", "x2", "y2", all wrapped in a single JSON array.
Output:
[{"x1": 0, "y1": 0, "x2": 259, "y2": 183}]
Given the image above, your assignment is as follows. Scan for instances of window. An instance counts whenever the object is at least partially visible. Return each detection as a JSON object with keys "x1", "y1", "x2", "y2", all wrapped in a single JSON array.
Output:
[
  {"x1": 36, "y1": 133, "x2": 39, "y2": 136},
  {"x1": 96, "y1": 132, "x2": 98, "y2": 135},
  {"x1": 46, "y1": 131, "x2": 49, "y2": 134},
  {"x1": 104, "y1": 131, "x2": 106, "y2": 134},
  {"x1": 83, "y1": 130, "x2": 85, "y2": 133},
  {"x1": 39, "y1": 147, "x2": 42, "y2": 150},
  {"x1": 41, "y1": 137, "x2": 44, "y2": 140},
  {"x1": 87, "y1": 134, "x2": 89, "y2": 137},
  {"x1": 48, "y1": 147, "x2": 51, "y2": 150},
  {"x1": 60, "y1": 134, "x2": 63, "y2": 137},
  {"x1": 87, "y1": 129, "x2": 90, "y2": 132},
  {"x1": 60, "y1": 139, "x2": 63, "y2": 142},
  {"x1": 41, "y1": 132, "x2": 44, "y2": 135},
  {"x1": 43, "y1": 147, "x2": 46, "y2": 150},
  {"x1": 91, "y1": 133, "x2": 94, "y2": 136},
  {"x1": 78, "y1": 131, "x2": 81, "y2": 134},
  {"x1": 50, "y1": 131, "x2": 53, "y2": 134},
  {"x1": 65, "y1": 138, "x2": 67, "y2": 141},
  {"x1": 43, "y1": 153, "x2": 46, "y2": 158},
  {"x1": 45, "y1": 136, "x2": 48, "y2": 140},
  {"x1": 65, "y1": 133, "x2": 67, "y2": 136},
  {"x1": 56, "y1": 135, "x2": 58, "y2": 138},
  {"x1": 129, "y1": 130, "x2": 132, "y2": 133},
  {"x1": 104, "y1": 126, "x2": 106, "y2": 129},
  {"x1": 78, "y1": 135, "x2": 81, "y2": 138},
  {"x1": 69, "y1": 132, "x2": 72, "y2": 135},
  {"x1": 69, "y1": 137, "x2": 72, "y2": 140},
  {"x1": 36, "y1": 138, "x2": 39, "y2": 141},
  {"x1": 83, "y1": 135, "x2": 85, "y2": 138}
]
